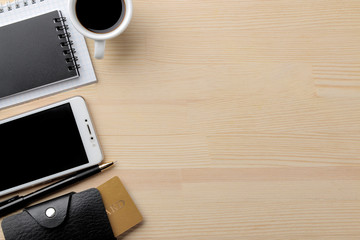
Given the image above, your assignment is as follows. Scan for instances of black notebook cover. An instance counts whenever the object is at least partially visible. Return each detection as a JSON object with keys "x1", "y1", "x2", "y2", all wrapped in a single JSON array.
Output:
[{"x1": 0, "y1": 10, "x2": 79, "y2": 99}]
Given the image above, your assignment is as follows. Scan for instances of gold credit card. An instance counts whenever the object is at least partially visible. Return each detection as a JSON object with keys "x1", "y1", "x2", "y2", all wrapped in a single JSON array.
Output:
[{"x1": 97, "y1": 177, "x2": 143, "y2": 237}]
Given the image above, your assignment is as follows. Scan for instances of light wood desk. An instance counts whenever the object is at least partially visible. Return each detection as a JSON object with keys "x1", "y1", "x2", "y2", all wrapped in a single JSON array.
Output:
[{"x1": 1, "y1": 0, "x2": 360, "y2": 239}]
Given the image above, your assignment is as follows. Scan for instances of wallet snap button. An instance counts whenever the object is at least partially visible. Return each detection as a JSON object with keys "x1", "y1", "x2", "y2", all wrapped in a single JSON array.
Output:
[{"x1": 45, "y1": 207, "x2": 56, "y2": 218}]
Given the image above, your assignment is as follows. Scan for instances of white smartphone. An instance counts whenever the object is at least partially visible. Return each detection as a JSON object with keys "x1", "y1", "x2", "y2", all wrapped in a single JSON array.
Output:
[{"x1": 0, "y1": 96, "x2": 103, "y2": 197}]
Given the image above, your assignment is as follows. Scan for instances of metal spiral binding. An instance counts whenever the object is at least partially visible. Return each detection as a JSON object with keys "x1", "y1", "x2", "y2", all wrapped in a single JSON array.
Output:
[
  {"x1": 60, "y1": 40, "x2": 73, "y2": 47},
  {"x1": 56, "y1": 25, "x2": 69, "y2": 31},
  {"x1": 55, "y1": 16, "x2": 80, "y2": 72},
  {"x1": 63, "y1": 49, "x2": 76, "y2": 55},
  {"x1": 0, "y1": 0, "x2": 45, "y2": 13},
  {"x1": 58, "y1": 32, "x2": 71, "y2": 39},
  {"x1": 66, "y1": 56, "x2": 78, "y2": 63},
  {"x1": 54, "y1": 16, "x2": 66, "y2": 23}
]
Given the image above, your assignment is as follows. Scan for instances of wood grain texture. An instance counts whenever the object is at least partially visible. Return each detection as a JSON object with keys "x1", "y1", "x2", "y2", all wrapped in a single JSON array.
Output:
[{"x1": 1, "y1": 0, "x2": 360, "y2": 239}]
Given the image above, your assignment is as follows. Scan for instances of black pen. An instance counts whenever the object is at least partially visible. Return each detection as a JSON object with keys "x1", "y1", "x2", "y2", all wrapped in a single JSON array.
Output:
[{"x1": 0, "y1": 162, "x2": 114, "y2": 218}]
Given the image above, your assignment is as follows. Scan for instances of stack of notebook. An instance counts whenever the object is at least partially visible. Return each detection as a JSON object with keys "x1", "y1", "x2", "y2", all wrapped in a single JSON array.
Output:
[{"x1": 0, "y1": 0, "x2": 97, "y2": 109}]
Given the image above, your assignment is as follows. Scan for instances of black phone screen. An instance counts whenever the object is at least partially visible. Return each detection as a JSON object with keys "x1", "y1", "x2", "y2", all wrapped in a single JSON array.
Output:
[{"x1": 0, "y1": 103, "x2": 89, "y2": 192}]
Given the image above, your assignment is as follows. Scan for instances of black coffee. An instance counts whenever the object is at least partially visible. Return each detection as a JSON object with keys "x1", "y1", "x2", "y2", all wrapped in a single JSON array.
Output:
[{"x1": 76, "y1": 0, "x2": 125, "y2": 33}]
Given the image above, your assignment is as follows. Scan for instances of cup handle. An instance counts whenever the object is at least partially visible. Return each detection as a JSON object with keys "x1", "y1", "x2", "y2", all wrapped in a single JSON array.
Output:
[{"x1": 94, "y1": 40, "x2": 106, "y2": 59}]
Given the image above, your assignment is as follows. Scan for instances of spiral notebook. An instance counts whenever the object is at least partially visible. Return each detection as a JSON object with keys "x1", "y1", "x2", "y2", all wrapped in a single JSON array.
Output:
[
  {"x1": 0, "y1": 0, "x2": 96, "y2": 109},
  {"x1": 0, "y1": 10, "x2": 79, "y2": 99}
]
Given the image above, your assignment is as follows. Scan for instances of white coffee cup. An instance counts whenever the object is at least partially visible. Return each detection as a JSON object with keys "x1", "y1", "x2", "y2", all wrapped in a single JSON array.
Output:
[{"x1": 68, "y1": 0, "x2": 133, "y2": 59}]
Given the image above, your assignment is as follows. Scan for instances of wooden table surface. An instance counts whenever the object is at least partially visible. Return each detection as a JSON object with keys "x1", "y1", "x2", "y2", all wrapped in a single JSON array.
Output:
[{"x1": 1, "y1": 0, "x2": 360, "y2": 239}]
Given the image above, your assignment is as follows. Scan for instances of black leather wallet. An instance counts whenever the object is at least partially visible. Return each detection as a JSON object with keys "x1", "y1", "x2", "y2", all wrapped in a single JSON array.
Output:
[{"x1": 1, "y1": 188, "x2": 116, "y2": 240}]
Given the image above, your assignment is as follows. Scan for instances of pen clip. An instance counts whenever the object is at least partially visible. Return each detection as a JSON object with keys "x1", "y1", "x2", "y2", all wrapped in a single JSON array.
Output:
[{"x1": 0, "y1": 195, "x2": 20, "y2": 208}]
